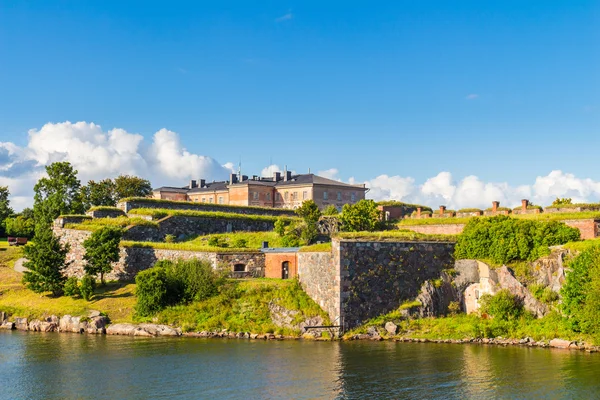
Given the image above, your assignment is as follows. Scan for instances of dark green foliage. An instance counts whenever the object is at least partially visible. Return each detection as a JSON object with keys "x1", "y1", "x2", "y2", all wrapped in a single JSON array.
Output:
[
  {"x1": 135, "y1": 267, "x2": 169, "y2": 316},
  {"x1": 529, "y1": 284, "x2": 559, "y2": 304},
  {"x1": 135, "y1": 259, "x2": 223, "y2": 317},
  {"x1": 33, "y1": 162, "x2": 85, "y2": 229},
  {"x1": 113, "y1": 175, "x2": 153, "y2": 201},
  {"x1": 207, "y1": 236, "x2": 227, "y2": 247},
  {"x1": 274, "y1": 217, "x2": 287, "y2": 236},
  {"x1": 340, "y1": 199, "x2": 382, "y2": 232},
  {"x1": 281, "y1": 232, "x2": 301, "y2": 247},
  {"x1": 232, "y1": 238, "x2": 247, "y2": 248},
  {"x1": 0, "y1": 186, "x2": 14, "y2": 236},
  {"x1": 165, "y1": 234, "x2": 177, "y2": 243},
  {"x1": 552, "y1": 197, "x2": 572, "y2": 207},
  {"x1": 80, "y1": 275, "x2": 96, "y2": 301},
  {"x1": 64, "y1": 276, "x2": 80, "y2": 297},
  {"x1": 295, "y1": 200, "x2": 321, "y2": 244},
  {"x1": 22, "y1": 227, "x2": 69, "y2": 297},
  {"x1": 322, "y1": 205, "x2": 339, "y2": 216},
  {"x1": 561, "y1": 246, "x2": 600, "y2": 338},
  {"x1": 83, "y1": 178, "x2": 117, "y2": 207},
  {"x1": 5, "y1": 215, "x2": 35, "y2": 238},
  {"x1": 454, "y1": 216, "x2": 580, "y2": 264},
  {"x1": 479, "y1": 289, "x2": 524, "y2": 320},
  {"x1": 83, "y1": 226, "x2": 123, "y2": 285}
]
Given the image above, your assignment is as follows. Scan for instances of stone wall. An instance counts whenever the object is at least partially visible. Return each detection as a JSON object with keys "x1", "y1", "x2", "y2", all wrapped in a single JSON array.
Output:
[
  {"x1": 54, "y1": 216, "x2": 92, "y2": 228},
  {"x1": 85, "y1": 209, "x2": 126, "y2": 218},
  {"x1": 55, "y1": 227, "x2": 264, "y2": 280},
  {"x1": 297, "y1": 239, "x2": 455, "y2": 329},
  {"x1": 118, "y1": 199, "x2": 296, "y2": 217},
  {"x1": 562, "y1": 219, "x2": 600, "y2": 240},
  {"x1": 297, "y1": 247, "x2": 339, "y2": 324}
]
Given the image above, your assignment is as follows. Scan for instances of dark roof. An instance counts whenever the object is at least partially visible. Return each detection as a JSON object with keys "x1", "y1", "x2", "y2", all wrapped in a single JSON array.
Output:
[
  {"x1": 260, "y1": 247, "x2": 301, "y2": 253},
  {"x1": 153, "y1": 173, "x2": 366, "y2": 193}
]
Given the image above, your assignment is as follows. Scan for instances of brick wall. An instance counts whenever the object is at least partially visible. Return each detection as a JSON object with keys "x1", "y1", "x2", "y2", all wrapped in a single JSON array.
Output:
[
  {"x1": 264, "y1": 253, "x2": 298, "y2": 279},
  {"x1": 563, "y1": 219, "x2": 600, "y2": 240}
]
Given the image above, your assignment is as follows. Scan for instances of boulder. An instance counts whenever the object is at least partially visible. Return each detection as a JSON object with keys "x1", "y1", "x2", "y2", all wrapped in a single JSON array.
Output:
[
  {"x1": 495, "y1": 266, "x2": 548, "y2": 317},
  {"x1": 0, "y1": 311, "x2": 6, "y2": 322},
  {"x1": 549, "y1": 338, "x2": 572, "y2": 349},
  {"x1": 107, "y1": 323, "x2": 181, "y2": 337},
  {"x1": 385, "y1": 322, "x2": 398, "y2": 335},
  {"x1": 0, "y1": 321, "x2": 15, "y2": 330},
  {"x1": 59, "y1": 315, "x2": 86, "y2": 333},
  {"x1": 14, "y1": 317, "x2": 28, "y2": 331},
  {"x1": 87, "y1": 316, "x2": 109, "y2": 334}
]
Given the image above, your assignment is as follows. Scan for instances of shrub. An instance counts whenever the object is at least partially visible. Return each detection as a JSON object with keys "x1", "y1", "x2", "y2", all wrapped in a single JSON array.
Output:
[
  {"x1": 281, "y1": 233, "x2": 301, "y2": 247},
  {"x1": 80, "y1": 275, "x2": 96, "y2": 301},
  {"x1": 274, "y1": 217, "x2": 287, "y2": 236},
  {"x1": 63, "y1": 276, "x2": 80, "y2": 297},
  {"x1": 165, "y1": 234, "x2": 177, "y2": 243},
  {"x1": 135, "y1": 267, "x2": 169, "y2": 317},
  {"x1": 448, "y1": 301, "x2": 461, "y2": 315},
  {"x1": 479, "y1": 290, "x2": 524, "y2": 321},
  {"x1": 207, "y1": 236, "x2": 227, "y2": 247},
  {"x1": 552, "y1": 198, "x2": 572, "y2": 207},
  {"x1": 340, "y1": 199, "x2": 382, "y2": 232},
  {"x1": 454, "y1": 215, "x2": 580, "y2": 264},
  {"x1": 323, "y1": 205, "x2": 339, "y2": 216},
  {"x1": 232, "y1": 238, "x2": 247, "y2": 248}
]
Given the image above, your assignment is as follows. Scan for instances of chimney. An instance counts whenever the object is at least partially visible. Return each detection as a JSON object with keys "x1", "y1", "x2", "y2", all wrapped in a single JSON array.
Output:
[
  {"x1": 417, "y1": 207, "x2": 422, "y2": 218},
  {"x1": 189, "y1": 180, "x2": 197, "y2": 189},
  {"x1": 273, "y1": 171, "x2": 281, "y2": 181},
  {"x1": 253, "y1": 175, "x2": 258, "y2": 181},
  {"x1": 242, "y1": 175, "x2": 248, "y2": 182},
  {"x1": 229, "y1": 173, "x2": 238, "y2": 184},
  {"x1": 439, "y1": 205, "x2": 446, "y2": 215},
  {"x1": 284, "y1": 171, "x2": 292, "y2": 181},
  {"x1": 199, "y1": 179, "x2": 206, "y2": 188},
  {"x1": 521, "y1": 199, "x2": 529, "y2": 211},
  {"x1": 492, "y1": 201, "x2": 499, "y2": 212}
]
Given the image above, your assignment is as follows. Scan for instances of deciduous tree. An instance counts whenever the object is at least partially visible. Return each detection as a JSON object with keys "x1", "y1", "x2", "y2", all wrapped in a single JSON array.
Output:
[
  {"x1": 114, "y1": 175, "x2": 152, "y2": 201},
  {"x1": 84, "y1": 178, "x2": 117, "y2": 207},
  {"x1": 83, "y1": 226, "x2": 123, "y2": 285},
  {"x1": 339, "y1": 199, "x2": 382, "y2": 232}
]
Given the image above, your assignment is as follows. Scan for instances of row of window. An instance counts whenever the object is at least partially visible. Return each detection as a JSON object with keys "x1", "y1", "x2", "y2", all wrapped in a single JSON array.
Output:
[
  {"x1": 193, "y1": 197, "x2": 225, "y2": 204},
  {"x1": 323, "y1": 192, "x2": 356, "y2": 202},
  {"x1": 191, "y1": 191, "x2": 357, "y2": 204}
]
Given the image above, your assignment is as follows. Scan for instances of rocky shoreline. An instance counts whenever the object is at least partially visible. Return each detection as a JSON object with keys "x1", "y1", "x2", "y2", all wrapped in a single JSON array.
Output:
[{"x1": 1, "y1": 311, "x2": 598, "y2": 352}]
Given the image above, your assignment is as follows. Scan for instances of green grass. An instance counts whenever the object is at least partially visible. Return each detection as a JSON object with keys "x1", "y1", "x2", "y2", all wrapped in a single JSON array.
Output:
[
  {"x1": 119, "y1": 197, "x2": 296, "y2": 215},
  {"x1": 399, "y1": 212, "x2": 600, "y2": 227},
  {"x1": 87, "y1": 206, "x2": 125, "y2": 213},
  {"x1": 128, "y1": 207, "x2": 298, "y2": 223},
  {"x1": 121, "y1": 240, "x2": 261, "y2": 253},
  {"x1": 151, "y1": 278, "x2": 330, "y2": 334},
  {"x1": 563, "y1": 238, "x2": 600, "y2": 252},
  {"x1": 299, "y1": 242, "x2": 332, "y2": 252},
  {"x1": 457, "y1": 208, "x2": 483, "y2": 213},
  {"x1": 65, "y1": 216, "x2": 158, "y2": 231},
  {"x1": 545, "y1": 203, "x2": 600, "y2": 210},
  {"x1": 0, "y1": 238, "x2": 25, "y2": 269},
  {"x1": 376, "y1": 200, "x2": 432, "y2": 211},
  {"x1": 58, "y1": 214, "x2": 92, "y2": 219},
  {"x1": 335, "y1": 230, "x2": 457, "y2": 242}
]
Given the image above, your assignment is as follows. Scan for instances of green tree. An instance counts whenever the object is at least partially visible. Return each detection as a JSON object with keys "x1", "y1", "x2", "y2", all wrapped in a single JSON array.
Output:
[
  {"x1": 114, "y1": 175, "x2": 152, "y2": 201},
  {"x1": 5, "y1": 215, "x2": 35, "y2": 238},
  {"x1": 339, "y1": 199, "x2": 382, "y2": 232},
  {"x1": 479, "y1": 289, "x2": 524, "y2": 320},
  {"x1": 83, "y1": 226, "x2": 123, "y2": 285},
  {"x1": 552, "y1": 197, "x2": 573, "y2": 207},
  {"x1": 0, "y1": 186, "x2": 14, "y2": 236},
  {"x1": 33, "y1": 162, "x2": 84, "y2": 228},
  {"x1": 84, "y1": 178, "x2": 117, "y2": 207},
  {"x1": 22, "y1": 228, "x2": 69, "y2": 297},
  {"x1": 295, "y1": 200, "x2": 322, "y2": 244},
  {"x1": 323, "y1": 205, "x2": 339, "y2": 216}
]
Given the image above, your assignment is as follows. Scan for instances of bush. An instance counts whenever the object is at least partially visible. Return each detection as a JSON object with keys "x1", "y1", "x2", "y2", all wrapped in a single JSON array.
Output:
[
  {"x1": 561, "y1": 246, "x2": 600, "y2": 337},
  {"x1": 165, "y1": 234, "x2": 177, "y2": 243},
  {"x1": 340, "y1": 199, "x2": 382, "y2": 232},
  {"x1": 281, "y1": 233, "x2": 301, "y2": 247},
  {"x1": 274, "y1": 217, "x2": 287, "y2": 236},
  {"x1": 80, "y1": 275, "x2": 96, "y2": 301},
  {"x1": 135, "y1": 267, "x2": 169, "y2": 317},
  {"x1": 323, "y1": 205, "x2": 339, "y2": 216},
  {"x1": 454, "y1": 215, "x2": 580, "y2": 264},
  {"x1": 63, "y1": 276, "x2": 80, "y2": 297},
  {"x1": 448, "y1": 301, "x2": 461, "y2": 315},
  {"x1": 479, "y1": 290, "x2": 524, "y2": 321},
  {"x1": 232, "y1": 238, "x2": 247, "y2": 248}
]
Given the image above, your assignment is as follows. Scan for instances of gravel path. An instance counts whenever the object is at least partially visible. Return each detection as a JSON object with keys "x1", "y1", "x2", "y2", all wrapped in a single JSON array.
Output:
[{"x1": 13, "y1": 258, "x2": 28, "y2": 273}]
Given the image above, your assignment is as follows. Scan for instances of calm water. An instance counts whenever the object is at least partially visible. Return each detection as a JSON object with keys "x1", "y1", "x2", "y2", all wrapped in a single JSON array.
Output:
[{"x1": 1, "y1": 331, "x2": 600, "y2": 399}]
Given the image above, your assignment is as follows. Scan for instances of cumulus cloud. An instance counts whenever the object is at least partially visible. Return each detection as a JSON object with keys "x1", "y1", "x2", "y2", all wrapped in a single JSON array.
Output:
[
  {"x1": 360, "y1": 170, "x2": 600, "y2": 210},
  {"x1": 317, "y1": 168, "x2": 340, "y2": 180},
  {"x1": 0, "y1": 121, "x2": 233, "y2": 210}
]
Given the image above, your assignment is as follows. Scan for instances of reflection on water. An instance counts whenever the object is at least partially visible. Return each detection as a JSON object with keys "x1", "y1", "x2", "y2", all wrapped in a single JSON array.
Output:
[{"x1": 1, "y1": 331, "x2": 600, "y2": 399}]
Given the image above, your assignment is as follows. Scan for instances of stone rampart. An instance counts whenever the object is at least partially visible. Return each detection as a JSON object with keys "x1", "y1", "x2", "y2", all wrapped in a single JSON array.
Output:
[
  {"x1": 402, "y1": 224, "x2": 466, "y2": 236},
  {"x1": 86, "y1": 208, "x2": 126, "y2": 218},
  {"x1": 297, "y1": 238, "x2": 455, "y2": 329},
  {"x1": 54, "y1": 227, "x2": 264, "y2": 280},
  {"x1": 118, "y1": 199, "x2": 296, "y2": 217}
]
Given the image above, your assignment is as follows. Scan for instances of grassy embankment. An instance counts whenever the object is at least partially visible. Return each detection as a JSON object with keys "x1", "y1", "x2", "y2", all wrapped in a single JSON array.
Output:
[
  {"x1": 398, "y1": 211, "x2": 600, "y2": 226},
  {"x1": 0, "y1": 238, "x2": 327, "y2": 333}
]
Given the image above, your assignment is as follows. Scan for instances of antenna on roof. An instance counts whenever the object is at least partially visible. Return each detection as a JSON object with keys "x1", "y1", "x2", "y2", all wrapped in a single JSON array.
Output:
[
  {"x1": 237, "y1": 158, "x2": 242, "y2": 182},
  {"x1": 308, "y1": 167, "x2": 311, "y2": 174}
]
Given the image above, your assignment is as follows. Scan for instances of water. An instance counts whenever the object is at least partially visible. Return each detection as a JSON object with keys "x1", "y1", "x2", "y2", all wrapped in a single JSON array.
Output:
[{"x1": 1, "y1": 331, "x2": 600, "y2": 399}]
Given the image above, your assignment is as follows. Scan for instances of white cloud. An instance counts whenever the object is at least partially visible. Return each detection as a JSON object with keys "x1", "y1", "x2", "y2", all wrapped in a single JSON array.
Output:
[
  {"x1": 275, "y1": 12, "x2": 293, "y2": 22},
  {"x1": 317, "y1": 168, "x2": 340, "y2": 180},
  {"x1": 466, "y1": 94, "x2": 479, "y2": 100},
  {"x1": 261, "y1": 164, "x2": 281, "y2": 177},
  {"x1": 0, "y1": 121, "x2": 232, "y2": 210},
  {"x1": 361, "y1": 170, "x2": 600, "y2": 210}
]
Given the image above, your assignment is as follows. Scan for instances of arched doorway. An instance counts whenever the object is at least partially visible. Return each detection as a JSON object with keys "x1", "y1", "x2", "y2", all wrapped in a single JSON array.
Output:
[{"x1": 282, "y1": 261, "x2": 289, "y2": 279}]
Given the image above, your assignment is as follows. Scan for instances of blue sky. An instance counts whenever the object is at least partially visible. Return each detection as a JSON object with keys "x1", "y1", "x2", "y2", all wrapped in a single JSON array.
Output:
[{"x1": 0, "y1": 1, "x2": 599, "y2": 209}]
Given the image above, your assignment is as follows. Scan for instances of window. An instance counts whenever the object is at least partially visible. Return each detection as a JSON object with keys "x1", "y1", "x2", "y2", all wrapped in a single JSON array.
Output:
[
  {"x1": 303, "y1": 191, "x2": 307, "y2": 200},
  {"x1": 218, "y1": 196, "x2": 224, "y2": 204},
  {"x1": 201, "y1": 198, "x2": 206, "y2": 203},
  {"x1": 253, "y1": 192, "x2": 259, "y2": 200},
  {"x1": 337, "y1": 192, "x2": 342, "y2": 201},
  {"x1": 351, "y1": 192, "x2": 356, "y2": 202},
  {"x1": 323, "y1": 192, "x2": 328, "y2": 200},
  {"x1": 209, "y1": 198, "x2": 213, "y2": 203},
  {"x1": 275, "y1": 193, "x2": 280, "y2": 201},
  {"x1": 266, "y1": 192, "x2": 271, "y2": 201},
  {"x1": 234, "y1": 264, "x2": 246, "y2": 272},
  {"x1": 284, "y1": 192, "x2": 289, "y2": 201},
  {"x1": 293, "y1": 192, "x2": 298, "y2": 201}
]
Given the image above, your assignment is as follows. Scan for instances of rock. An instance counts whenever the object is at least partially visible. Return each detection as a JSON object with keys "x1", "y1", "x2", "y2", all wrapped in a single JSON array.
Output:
[
  {"x1": 59, "y1": 315, "x2": 86, "y2": 333},
  {"x1": 0, "y1": 311, "x2": 6, "y2": 322},
  {"x1": 0, "y1": 321, "x2": 15, "y2": 330},
  {"x1": 88, "y1": 310, "x2": 101, "y2": 318},
  {"x1": 385, "y1": 322, "x2": 398, "y2": 335},
  {"x1": 250, "y1": 333, "x2": 258, "y2": 339},
  {"x1": 549, "y1": 339, "x2": 572, "y2": 349},
  {"x1": 14, "y1": 317, "x2": 28, "y2": 331},
  {"x1": 106, "y1": 323, "x2": 139, "y2": 336},
  {"x1": 87, "y1": 316, "x2": 109, "y2": 334}
]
